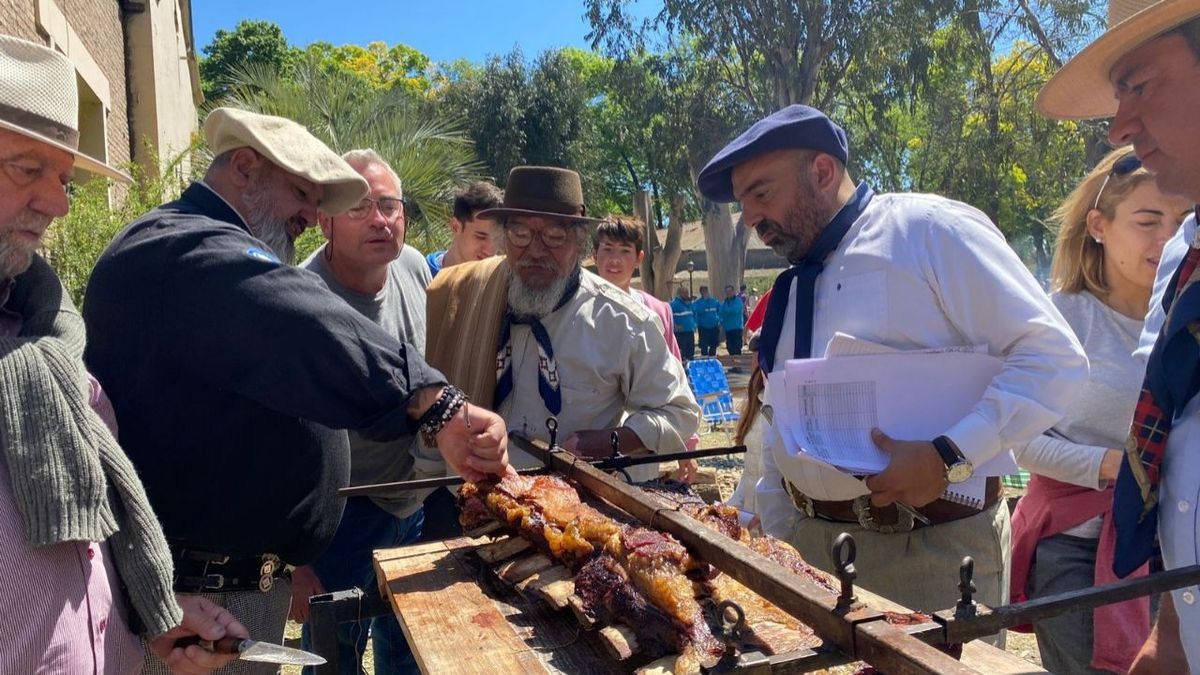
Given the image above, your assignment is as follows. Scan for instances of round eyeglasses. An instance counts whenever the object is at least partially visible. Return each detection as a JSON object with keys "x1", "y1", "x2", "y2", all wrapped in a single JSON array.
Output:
[
  {"x1": 1092, "y1": 153, "x2": 1142, "y2": 211},
  {"x1": 505, "y1": 222, "x2": 572, "y2": 249},
  {"x1": 346, "y1": 197, "x2": 406, "y2": 221}
]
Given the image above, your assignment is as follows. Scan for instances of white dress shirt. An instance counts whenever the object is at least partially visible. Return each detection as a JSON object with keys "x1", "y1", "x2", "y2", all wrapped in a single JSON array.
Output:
[
  {"x1": 1141, "y1": 216, "x2": 1200, "y2": 672},
  {"x1": 500, "y1": 270, "x2": 700, "y2": 481},
  {"x1": 756, "y1": 191, "x2": 1088, "y2": 537}
]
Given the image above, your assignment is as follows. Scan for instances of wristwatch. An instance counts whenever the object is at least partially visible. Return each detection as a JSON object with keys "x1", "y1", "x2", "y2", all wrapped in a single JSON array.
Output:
[{"x1": 932, "y1": 435, "x2": 974, "y2": 484}]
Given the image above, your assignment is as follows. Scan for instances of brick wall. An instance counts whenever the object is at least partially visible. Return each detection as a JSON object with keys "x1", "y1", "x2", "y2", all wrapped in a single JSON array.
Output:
[
  {"x1": 59, "y1": 0, "x2": 130, "y2": 166},
  {"x1": 0, "y1": 0, "x2": 38, "y2": 42},
  {"x1": 0, "y1": 0, "x2": 130, "y2": 166}
]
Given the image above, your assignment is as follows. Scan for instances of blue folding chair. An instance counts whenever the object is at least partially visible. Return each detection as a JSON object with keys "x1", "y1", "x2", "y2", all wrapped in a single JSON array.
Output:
[{"x1": 685, "y1": 358, "x2": 740, "y2": 433}]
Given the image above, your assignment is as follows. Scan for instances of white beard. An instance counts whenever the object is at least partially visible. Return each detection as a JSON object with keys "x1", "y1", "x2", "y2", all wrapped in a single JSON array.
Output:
[
  {"x1": 242, "y1": 184, "x2": 296, "y2": 265},
  {"x1": 507, "y1": 267, "x2": 578, "y2": 318},
  {"x1": 0, "y1": 210, "x2": 51, "y2": 279}
]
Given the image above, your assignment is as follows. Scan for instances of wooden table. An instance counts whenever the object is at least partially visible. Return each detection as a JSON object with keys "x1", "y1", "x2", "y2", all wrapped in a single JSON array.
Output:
[{"x1": 374, "y1": 536, "x2": 1048, "y2": 675}]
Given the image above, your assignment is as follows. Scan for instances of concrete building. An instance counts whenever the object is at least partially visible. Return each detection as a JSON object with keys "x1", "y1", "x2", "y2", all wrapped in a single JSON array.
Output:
[{"x1": 0, "y1": 0, "x2": 203, "y2": 178}]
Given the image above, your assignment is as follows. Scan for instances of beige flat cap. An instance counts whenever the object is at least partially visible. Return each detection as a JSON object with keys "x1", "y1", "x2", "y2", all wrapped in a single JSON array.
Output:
[{"x1": 204, "y1": 107, "x2": 368, "y2": 215}]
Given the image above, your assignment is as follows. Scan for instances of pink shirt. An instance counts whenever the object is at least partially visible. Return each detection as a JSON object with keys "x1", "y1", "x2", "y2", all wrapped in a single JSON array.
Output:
[
  {"x1": 0, "y1": 293, "x2": 143, "y2": 674},
  {"x1": 633, "y1": 290, "x2": 682, "y2": 360}
]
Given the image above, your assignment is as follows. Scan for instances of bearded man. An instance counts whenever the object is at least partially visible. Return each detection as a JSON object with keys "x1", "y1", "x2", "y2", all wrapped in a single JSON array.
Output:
[
  {"x1": 697, "y1": 104, "x2": 1087, "y2": 630},
  {"x1": 425, "y1": 166, "x2": 699, "y2": 481},
  {"x1": 82, "y1": 108, "x2": 511, "y2": 673},
  {"x1": 0, "y1": 35, "x2": 249, "y2": 675}
]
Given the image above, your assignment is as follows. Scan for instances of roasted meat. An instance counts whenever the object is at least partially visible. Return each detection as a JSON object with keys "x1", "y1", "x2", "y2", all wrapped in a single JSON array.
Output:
[{"x1": 460, "y1": 475, "x2": 723, "y2": 670}]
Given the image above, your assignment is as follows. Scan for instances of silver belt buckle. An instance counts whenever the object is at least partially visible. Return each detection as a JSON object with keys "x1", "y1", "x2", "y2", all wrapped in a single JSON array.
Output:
[
  {"x1": 852, "y1": 495, "x2": 914, "y2": 534},
  {"x1": 259, "y1": 554, "x2": 281, "y2": 592}
]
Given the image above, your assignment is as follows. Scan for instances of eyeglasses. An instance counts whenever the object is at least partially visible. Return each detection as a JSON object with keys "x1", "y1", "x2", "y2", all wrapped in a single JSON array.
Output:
[
  {"x1": 1092, "y1": 153, "x2": 1142, "y2": 211},
  {"x1": 346, "y1": 197, "x2": 405, "y2": 220},
  {"x1": 505, "y1": 222, "x2": 573, "y2": 249}
]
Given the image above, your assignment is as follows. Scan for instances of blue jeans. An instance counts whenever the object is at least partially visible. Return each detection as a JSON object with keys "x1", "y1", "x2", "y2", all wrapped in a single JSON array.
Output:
[{"x1": 301, "y1": 497, "x2": 424, "y2": 675}]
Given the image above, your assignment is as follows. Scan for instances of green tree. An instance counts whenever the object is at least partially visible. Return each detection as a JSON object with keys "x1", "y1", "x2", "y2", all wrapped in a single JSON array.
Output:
[
  {"x1": 304, "y1": 41, "x2": 434, "y2": 95},
  {"x1": 221, "y1": 54, "x2": 484, "y2": 255},
  {"x1": 198, "y1": 20, "x2": 298, "y2": 101}
]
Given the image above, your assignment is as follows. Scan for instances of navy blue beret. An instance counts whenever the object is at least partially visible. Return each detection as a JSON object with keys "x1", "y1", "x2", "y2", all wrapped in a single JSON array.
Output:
[{"x1": 697, "y1": 105, "x2": 849, "y2": 203}]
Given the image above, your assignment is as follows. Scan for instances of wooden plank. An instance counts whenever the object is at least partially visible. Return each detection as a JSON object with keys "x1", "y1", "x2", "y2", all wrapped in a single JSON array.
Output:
[
  {"x1": 567, "y1": 595, "x2": 595, "y2": 629},
  {"x1": 635, "y1": 656, "x2": 677, "y2": 675},
  {"x1": 497, "y1": 553, "x2": 553, "y2": 584},
  {"x1": 598, "y1": 624, "x2": 639, "y2": 661},
  {"x1": 526, "y1": 566, "x2": 574, "y2": 607},
  {"x1": 464, "y1": 520, "x2": 504, "y2": 538},
  {"x1": 374, "y1": 539, "x2": 550, "y2": 675},
  {"x1": 477, "y1": 537, "x2": 531, "y2": 564}
]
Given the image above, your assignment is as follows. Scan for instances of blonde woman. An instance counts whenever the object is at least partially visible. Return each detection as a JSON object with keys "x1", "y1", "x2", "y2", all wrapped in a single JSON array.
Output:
[{"x1": 1010, "y1": 147, "x2": 1192, "y2": 674}]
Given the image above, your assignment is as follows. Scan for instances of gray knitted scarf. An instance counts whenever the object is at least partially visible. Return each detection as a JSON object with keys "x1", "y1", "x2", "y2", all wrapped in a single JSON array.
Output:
[{"x1": 0, "y1": 255, "x2": 182, "y2": 635}]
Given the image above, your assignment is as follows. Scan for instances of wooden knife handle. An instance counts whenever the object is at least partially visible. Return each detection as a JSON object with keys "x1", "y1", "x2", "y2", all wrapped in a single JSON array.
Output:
[{"x1": 174, "y1": 636, "x2": 243, "y2": 654}]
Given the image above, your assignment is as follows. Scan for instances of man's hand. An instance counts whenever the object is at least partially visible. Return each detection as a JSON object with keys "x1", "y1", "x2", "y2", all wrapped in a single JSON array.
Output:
[
  {"x1": 1099, "y1": 448, "x2": 1124, "y2": 483},
  {"x1": 863, "y1": 428, "x2": 947, "y2": 508},
  {"x1": 1130, "y1": 593, "x2": 1188, "y2": 675},
  {"x1": 288, "y1": 565, "x2": 326, "y2": 624},
  {"x1": 148, "y1": 595, "x2": 250, "y2": 675},
  {"x1": 561, "y1": 427, "x2": 645, "y2": 460},
  {"x1": 436, "y1": 402, "x2": 513, "y2": 482}
]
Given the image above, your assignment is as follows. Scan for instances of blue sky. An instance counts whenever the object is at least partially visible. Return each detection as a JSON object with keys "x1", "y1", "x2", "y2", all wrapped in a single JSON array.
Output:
[{"x1": 192, "y1": 0, "x2": 659, "y2": 64}]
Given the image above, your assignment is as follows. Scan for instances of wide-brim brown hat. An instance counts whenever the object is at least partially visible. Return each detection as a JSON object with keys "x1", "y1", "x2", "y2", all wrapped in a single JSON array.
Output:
[
  {"x1": 1037, "y1": 0, "x2": 1200, "y2": 120},
  {"x1": 0, "y1": 35, "x2": 130, "y2": 182},
  {"x1": 476, "y1": 165, "x2": 603, "y2": 225},
  {"x1": 204, "y1": 107, "x2": 368, "y2": 215}
]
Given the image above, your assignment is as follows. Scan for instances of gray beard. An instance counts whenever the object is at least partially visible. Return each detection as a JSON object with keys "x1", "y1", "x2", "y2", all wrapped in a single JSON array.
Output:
[
  {"x1": 242, "y1": 185, "x2": 296, "y2": 265},
  {"x1": 507, "y1": 267, "x2": 577, "y2": 318},
  {"x1": 0, "y1": 210, "x2": 51, "y2": 280}
]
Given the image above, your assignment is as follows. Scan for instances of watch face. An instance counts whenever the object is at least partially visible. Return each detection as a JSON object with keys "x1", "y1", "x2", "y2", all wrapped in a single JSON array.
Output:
[{"x1": 947, "y1": 462, "x2": 974, "y2": 484}]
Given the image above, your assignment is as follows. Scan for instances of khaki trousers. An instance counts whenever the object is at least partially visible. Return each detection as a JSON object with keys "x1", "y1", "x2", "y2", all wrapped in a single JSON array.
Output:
[
  {"x1": 785, "y1": 500, "x2": 1010, "y2": 646},
  {"x1": 141, "y1": 578, "x2": 292, "y2": 675}
]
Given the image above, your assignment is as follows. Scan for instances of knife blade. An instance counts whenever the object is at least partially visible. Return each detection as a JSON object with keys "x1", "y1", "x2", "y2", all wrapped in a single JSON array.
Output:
[{"x1": 177, "y1": 636, "x2": 327, "y2": 666}]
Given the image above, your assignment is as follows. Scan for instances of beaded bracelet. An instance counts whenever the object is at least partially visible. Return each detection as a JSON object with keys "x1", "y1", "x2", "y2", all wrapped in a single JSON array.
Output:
[{"x1": 419, "y1": 385, "x2": 469, "y2": 447}]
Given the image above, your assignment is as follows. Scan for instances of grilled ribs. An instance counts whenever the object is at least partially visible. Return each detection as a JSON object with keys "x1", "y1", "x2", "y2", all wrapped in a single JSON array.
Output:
[{"x1": 459, "y1": 475, "x2": 723, "y2": 671}]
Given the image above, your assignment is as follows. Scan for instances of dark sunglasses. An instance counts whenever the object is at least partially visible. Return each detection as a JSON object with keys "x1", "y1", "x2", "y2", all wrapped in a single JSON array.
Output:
[{"x1": 1093, "y1": 153, "x2": 1142, "y2": 210}]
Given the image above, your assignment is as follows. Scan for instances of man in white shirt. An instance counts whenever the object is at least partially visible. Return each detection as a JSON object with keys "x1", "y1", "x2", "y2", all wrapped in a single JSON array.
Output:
[
  {"x1": 425, "y1": 166, "x2": 700, "y2": 482},
  {"x1": 1037, "y1": 2, "x2": 1200, "y2": 671},
  {"x1": 695, "y1": 104, "x2": 1087, "y2": 624}
]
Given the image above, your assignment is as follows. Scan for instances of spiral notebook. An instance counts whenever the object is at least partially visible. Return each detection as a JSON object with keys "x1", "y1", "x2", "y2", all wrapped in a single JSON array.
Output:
[{"x1": 942, "y1": 475, "x2": 987, "y2": 509}]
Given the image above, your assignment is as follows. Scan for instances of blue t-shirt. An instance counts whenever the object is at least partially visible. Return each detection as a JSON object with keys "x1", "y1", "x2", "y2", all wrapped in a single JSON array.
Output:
[
  {"x1": 693, "y1": 296, "x2": 721, "y2": 329},
  {"x1": 425, "y1": 250, "x2": 446, "y2": 277},
  {"x1": 720, "y1": 297, "x2": 745, "y2": 331},
  {"x1": 669, "y1": 297, "x2": 696, "y2": 332}
]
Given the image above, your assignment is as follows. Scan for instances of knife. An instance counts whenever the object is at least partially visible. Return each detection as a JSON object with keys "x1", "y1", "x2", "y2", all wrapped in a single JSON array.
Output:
[{"x1": 176, "y1": 636, "x2": 326, "y2": 666}]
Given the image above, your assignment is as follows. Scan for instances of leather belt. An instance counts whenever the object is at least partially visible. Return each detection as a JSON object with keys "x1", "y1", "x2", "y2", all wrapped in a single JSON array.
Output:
[
  {"x1": 783, "y1": 477, "x2": 1001, "y2": 534},
  {"x1": 172, "y1": 548, "x2": 284, "y2": 593}
]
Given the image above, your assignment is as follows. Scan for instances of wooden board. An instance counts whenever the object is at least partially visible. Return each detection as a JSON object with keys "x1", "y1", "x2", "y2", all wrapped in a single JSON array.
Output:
[
  {"x1": 376, "y1": 536, "x2": 1048, "y2": 675},
  {"x1": 375, "y1": 537, "x2": 619, "y2": 675}
]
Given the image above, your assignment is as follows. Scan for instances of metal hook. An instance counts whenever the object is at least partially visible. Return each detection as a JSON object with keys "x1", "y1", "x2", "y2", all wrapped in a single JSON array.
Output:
[
  {"x1": 832, "y1": 532, "x2": 857, "y2": 610},
  {"x1": 609, "y1": 429, "x2": 621, "y2": 459},
  {"x1": 545, "y1": 418, "x2": 559, "y2": 449},
  {"x1": 716, "y1": 599, "x2": 747, "y2": 644},
  {"x1": 956, "y1": 556, "x2": 977, "y2": 617}
]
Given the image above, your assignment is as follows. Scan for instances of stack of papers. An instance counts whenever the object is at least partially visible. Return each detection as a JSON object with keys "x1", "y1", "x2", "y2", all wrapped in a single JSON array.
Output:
[{"x1": 768, "y1": 334, "x2": 1018, "y2": 505}]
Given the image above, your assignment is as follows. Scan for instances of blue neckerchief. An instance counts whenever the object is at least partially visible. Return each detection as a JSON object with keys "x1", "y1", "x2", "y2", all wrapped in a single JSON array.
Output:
[
  {"x1": 758, "y1": 182, "x2": 875, "y2": 374},
  {"x1": 494, "y1": 272, "x2": 582, "y2": 415}
]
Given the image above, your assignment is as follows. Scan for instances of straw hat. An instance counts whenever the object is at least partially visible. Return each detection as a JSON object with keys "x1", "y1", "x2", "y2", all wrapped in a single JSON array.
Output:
[
  {"x1": 203, "y1": 107, "x2": 368, "y2": 215},
  {"x1": 0, "y1": 35, "x2": 130, "y2": 182},
  {"x1": 476, "y1": 166, "x2": 603, "y2": 225},
  {"x1": 1037, "y1": 0, "x2": 1200, "y2": 120}
]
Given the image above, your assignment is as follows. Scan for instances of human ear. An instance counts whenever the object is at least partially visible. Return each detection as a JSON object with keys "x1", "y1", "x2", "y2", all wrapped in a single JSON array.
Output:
[
  {"x1": 226, "y1": 148, "x2": 262, "y2": 189},
  {"x1": 1086, "y1": 208, "x2": 1108, "y2": 244}
]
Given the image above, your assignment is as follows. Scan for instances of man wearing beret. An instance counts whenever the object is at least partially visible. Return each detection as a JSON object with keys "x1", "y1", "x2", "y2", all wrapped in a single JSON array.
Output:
[
  {"x1": 1038, "y1": 1, "x2": 1200, "y2": 670},
  {"x1": 82, "y1": 107, "x2": 512, "y2": 673},
  {"x1": 425, "y1": 166, "x2": 699, "y2": 481},
  {"x1": 697, "y1": 104, "x2": 1087, "y2": 626}
]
